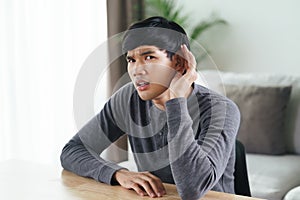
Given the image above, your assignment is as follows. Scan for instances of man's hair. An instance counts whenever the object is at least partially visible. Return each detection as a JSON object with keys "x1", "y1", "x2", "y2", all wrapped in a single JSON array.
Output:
[{"x1": 122, "y1": 16, "x2": 190, "y2": 60}]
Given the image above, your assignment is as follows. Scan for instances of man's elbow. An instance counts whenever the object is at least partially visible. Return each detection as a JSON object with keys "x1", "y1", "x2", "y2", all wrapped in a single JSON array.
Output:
[{"x1": 179, "y1": 167, "x2": 218, "y2": 200}]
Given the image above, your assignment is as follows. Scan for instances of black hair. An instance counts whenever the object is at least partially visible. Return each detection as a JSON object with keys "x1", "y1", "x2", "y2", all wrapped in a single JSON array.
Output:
[{"x1": 122, "y1": 16, "x2": 190, "y2": 60}]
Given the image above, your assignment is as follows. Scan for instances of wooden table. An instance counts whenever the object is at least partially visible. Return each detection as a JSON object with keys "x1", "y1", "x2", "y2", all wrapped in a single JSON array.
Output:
[{"x1": 0, "y1": 160, "x2": 264, "y2": 200}]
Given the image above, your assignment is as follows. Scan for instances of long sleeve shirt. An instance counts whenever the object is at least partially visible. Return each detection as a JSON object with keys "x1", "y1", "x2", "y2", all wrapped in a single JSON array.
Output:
[{"x1": 60, "y1": 83, "x2": 240, "y2": 200}]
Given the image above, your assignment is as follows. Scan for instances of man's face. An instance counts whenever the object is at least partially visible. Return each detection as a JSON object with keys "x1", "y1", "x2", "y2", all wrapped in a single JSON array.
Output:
[{"x1": 127, "y1": 45, "x2": 177, "y2": 101}]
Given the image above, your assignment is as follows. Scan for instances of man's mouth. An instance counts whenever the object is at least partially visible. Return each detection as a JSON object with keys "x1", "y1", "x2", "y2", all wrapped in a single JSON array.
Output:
[{"x1": 135, "y1": 80, "x2": 150, "y2": 91}]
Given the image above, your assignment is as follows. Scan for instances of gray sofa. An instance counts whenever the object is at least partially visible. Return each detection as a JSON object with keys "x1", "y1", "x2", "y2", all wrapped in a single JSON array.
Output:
[{"x1": 197, "y1": 70, "x2": 300, "y2": 200}]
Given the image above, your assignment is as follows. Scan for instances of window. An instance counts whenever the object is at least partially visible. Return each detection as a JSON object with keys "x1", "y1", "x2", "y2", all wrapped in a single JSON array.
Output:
[{"x1": 0, "y1": 0, "x2": 107, "y2": 166}]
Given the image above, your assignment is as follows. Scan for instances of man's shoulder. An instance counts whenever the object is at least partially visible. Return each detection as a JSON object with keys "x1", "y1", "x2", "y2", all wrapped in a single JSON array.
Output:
[
  {"x1": 110, "y1": 82, "x2": 135, "y2": 99},
  {"x1": 193, "y1": 83, "x2": 226, "y2": 100},
  {"x1": 193, "y1": 83, "x2": 239, "y2": 110},
  {"x1": 115, "y1": 82, "x2": 135, "y2": 93}
]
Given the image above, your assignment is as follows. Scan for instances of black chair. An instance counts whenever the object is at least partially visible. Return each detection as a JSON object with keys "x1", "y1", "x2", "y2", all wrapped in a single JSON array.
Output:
[{"x1": 234, "y1": 140, "x2": 251, "y2": 196}]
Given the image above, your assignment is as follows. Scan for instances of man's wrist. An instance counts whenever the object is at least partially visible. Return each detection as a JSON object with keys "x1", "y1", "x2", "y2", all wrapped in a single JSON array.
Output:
[
  {"x1": 112, "y1": 169, "x2": 128, "y2": 185},
  {"x1": 113, "y1": 169, "x2": 129, "y2": 184}
]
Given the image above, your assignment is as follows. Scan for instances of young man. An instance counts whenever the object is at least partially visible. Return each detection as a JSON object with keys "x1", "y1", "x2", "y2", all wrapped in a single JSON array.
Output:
[{"x1": 61, "y1": 16, "x2": 240, "y2": 200}]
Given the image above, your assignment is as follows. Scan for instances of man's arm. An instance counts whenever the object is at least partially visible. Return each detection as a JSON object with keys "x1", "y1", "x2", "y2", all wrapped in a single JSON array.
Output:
[
  {"x1": 166, "y1": 45, "x2": 240, "y2": 199},
  {"x1": 60, "y1": 97, "x2": 128, "y2": 184},
  {"x1": 60, "y1": 132, "x2": 125, "y2": 184},
  {"x1": 60, "y1": 84, "x2": 167, "y2": 197},
  {"x1": 61, "y1": 130, "x2": 166, "y2": 197},
  {"x1": 166, "y1": 97, "x2": 240, "y2": 200}
]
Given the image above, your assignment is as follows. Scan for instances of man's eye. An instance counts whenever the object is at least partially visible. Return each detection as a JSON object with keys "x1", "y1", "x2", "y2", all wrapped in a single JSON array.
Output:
[
  {"x1": 145, "y1": 56, "x2": 155, "y2": 60},
  {"x1": 127, "y1": 58, "x2": 135, "y2": 63}
]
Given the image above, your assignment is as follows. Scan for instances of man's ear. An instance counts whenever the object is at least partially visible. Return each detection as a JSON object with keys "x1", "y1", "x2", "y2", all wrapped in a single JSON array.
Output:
[{"x1": 173, "y1": 54, "x2": 186, "y2": 74}]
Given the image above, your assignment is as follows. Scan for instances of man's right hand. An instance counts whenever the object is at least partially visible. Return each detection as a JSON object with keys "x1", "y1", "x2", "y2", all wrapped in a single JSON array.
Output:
[{"x1": 113, "y1": 169, "x2": 166, "y2": 198}]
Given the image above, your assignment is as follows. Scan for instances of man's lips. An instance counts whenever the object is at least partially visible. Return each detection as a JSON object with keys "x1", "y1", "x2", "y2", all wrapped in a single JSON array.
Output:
[{"x1": 135, "y1": 80, "x2": 150, "y2": 91}]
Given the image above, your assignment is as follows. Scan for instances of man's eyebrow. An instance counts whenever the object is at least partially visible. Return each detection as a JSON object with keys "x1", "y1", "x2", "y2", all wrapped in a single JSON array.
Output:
[
  {"x1": 139, "y1": 50, "x2": 155, "y2": 56},
  {"x1": 126, "y1": 49, "x2": 157, "y2": 59},
  {"x1": 126, "y1": 55, "x2": 135, "y2": 60}
]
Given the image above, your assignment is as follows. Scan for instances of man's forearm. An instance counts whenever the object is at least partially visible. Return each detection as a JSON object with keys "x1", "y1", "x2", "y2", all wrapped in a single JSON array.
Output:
[
  {"x1": 165, "y1": 98, "x2": 239, "y2": 200},
  {"x1": 60, "y1": 134, "x2": 124, "y2": 184}
]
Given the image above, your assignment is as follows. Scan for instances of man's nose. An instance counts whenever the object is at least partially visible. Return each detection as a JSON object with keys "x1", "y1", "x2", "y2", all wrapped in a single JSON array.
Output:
[{"x1": 132, "y1": 60, "x2": 147, "y2": 76}]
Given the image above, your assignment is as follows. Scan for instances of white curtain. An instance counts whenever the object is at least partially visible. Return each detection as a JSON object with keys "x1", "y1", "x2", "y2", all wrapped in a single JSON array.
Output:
[{"x1": 0, "y1": 0, "x2": 107, "y2": 166}]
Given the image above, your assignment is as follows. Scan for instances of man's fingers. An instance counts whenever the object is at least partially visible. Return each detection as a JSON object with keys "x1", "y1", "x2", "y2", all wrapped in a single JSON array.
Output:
[
  {"x1": 130, "y1": 182, "x2": 147, "y2": 196},
  {"x1": 134, "y1": 173, "x2": 166, "y2": 197},
  {"x1": 127, "y1": 174, "x2": 165, "y2": 198},
  {"x1": 181, "y1": 44, "x2": 196, "y2": 70},
  {"x1": 115, "y1": 170, "x2": 166, "y2": 198},
  {"x1": 142, "y1": 172, "x2": 166, "y2": 197},
  {"x1": 134, "y1": 178, "x2": 157, "y2": 197}
]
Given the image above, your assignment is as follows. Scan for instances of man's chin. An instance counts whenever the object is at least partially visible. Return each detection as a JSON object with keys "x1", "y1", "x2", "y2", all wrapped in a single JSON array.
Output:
[
  {"x1": 136, "y1": 85, "x2": 168, "y2": 101},
  {"x1": 136, "y1": 90, "x2": 157, "y2": 101},
  {"x1": 137, "y1": 91, "x2": 166, "y2": 101},
  {"x1": 137, "y1": 94, "x2": 151, "y2": 101}
]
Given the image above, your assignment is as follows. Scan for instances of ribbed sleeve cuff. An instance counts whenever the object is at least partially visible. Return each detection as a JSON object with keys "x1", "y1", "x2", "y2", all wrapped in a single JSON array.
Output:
[{"x1": 100, "y1": 163, "x2": 127, "y2": 185}]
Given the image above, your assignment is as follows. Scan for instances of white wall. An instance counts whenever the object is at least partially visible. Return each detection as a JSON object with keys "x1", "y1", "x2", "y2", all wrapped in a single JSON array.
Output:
[{"x1": 181, "y1": 0, "x2": 300, "y2": 75}]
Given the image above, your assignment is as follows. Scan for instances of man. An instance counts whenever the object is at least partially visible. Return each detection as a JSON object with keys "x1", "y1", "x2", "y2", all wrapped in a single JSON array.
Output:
[{"x1": 61, "y1": 16, "x2": 240, "y2": 200}]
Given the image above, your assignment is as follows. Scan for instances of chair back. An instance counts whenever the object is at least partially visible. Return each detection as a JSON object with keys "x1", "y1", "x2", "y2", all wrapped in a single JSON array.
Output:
[{"x1": 234, "y1": 140, "x2": 251, "y2": 196}]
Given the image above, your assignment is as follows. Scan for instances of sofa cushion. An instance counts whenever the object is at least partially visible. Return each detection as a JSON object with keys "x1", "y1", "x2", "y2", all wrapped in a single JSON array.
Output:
[
  {"x1": 197, "y1": 70, "x2": 300, "y2": 154},
  {"x1": 224, "y1": 85, "x2": 292, "y2": 154},
  {"x1": 247, "y1": 154, "x2": 300, "y2": 200}
]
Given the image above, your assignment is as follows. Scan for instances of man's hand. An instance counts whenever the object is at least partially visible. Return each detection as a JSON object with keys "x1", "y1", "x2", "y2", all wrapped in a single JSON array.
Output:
[
  {"x1": 113, "y1": 169, "x2": 166, "y2": 198},
  {"x1": 169, "y1": 44, "x2": 198, "y2": 99}
]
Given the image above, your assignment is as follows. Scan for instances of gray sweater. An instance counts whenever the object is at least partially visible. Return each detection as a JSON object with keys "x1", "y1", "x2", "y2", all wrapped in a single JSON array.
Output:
[{"x1": 60, "y1": 83, "x2": 240, "y2": 200}]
